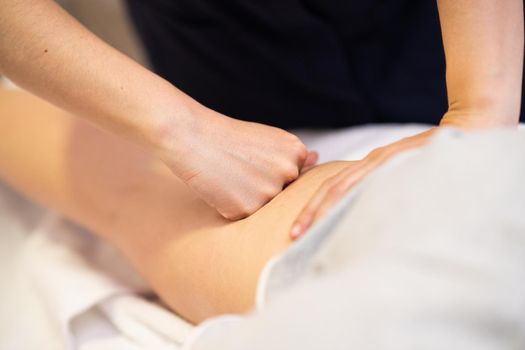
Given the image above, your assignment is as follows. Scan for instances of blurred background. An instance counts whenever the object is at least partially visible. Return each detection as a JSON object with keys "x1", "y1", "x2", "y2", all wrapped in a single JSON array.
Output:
[
  {"x1": 0, "y1": 0, "x2": 149, "y2": 303},
  {"x1": 58, "y1": 0, "x2": 148, "y2": 66}
]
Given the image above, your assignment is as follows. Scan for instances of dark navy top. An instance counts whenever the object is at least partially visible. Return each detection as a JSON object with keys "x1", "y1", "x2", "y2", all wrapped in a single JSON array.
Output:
[{"x1": 125, "y1": 0, "x2": 524, "y2": 129}]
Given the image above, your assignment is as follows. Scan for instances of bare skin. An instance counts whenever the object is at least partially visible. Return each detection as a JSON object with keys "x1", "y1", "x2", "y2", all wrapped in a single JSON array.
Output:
[
  {"x1": 291, "y1": 0, "x2": 524, "y2": 238},
  {"x1": 0, "y1": 0, "x2": 314, "y2": 221},
  {"x1": 0, "y1": 87, "x2": 349, "y2": 324}
]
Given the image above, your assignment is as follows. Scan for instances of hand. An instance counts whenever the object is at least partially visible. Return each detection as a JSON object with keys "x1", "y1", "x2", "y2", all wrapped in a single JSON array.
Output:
[
  {"x1": 160, "y1": 107, "x2": 318, "y2": 220},
  {"x1": 290, "y1": 128, "x2": 437, "y2": 239}
]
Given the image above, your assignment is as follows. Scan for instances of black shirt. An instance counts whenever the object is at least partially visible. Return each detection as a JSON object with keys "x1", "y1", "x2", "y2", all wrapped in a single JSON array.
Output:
[{"x1": 125, "y1": 0, "x2": 524, "y2": 129}]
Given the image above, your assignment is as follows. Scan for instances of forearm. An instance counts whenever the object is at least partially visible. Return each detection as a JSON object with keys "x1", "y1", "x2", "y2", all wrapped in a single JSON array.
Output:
[
  {"x1": 0, "y1": 88, "x2": 334, "y2": 323},
  {"x1": 0, "y1": 88, "x2": 258, "y2": 322},
  {"x1": 0, "y1": 0, "x2": 199, "y2": 152},
  {"x1": 0, "y1": 0, "x2": 314, "y2": 221},
  {"x1": 0, "y1": 87, "x2": 347, "y2": 324},
  {"x1": 437, "y1": 0, "x2": 524, "y2": 127}
]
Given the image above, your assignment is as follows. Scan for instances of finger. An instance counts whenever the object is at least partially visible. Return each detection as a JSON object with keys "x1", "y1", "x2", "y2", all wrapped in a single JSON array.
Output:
[
  {"x1": 290, "y1": 167, "x2": 351, "y2": 239},
  {"x1": 300, "y1": 151, "x2": 319, "y2": 174},
  {"x1": 291, "y1": 147, "x2": 398, "y2": 240},
  {"x1": 310, "y1": 182, "x2": 350, "y2": 225},
  {"x1": 291, "y1": 134, "x2": 433, "y2": 239},
  {"x1": 300, "y1": 159, "x2": 380, "y2": 234},
  {"x1": 333, "y1": 155, "x2": 384, "y2": 195},
  {"x1": 290, "y1": 178, "x2": 336, "y2": 239},
  {"x1": 284, "y1": 151, "x2": 319, "y2": 189},
  {"x1": 294, "y1": 140, "x2": 310, "y2": 170}
]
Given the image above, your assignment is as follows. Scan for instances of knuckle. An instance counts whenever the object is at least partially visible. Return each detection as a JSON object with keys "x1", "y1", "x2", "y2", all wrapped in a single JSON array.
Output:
[
  {"x1": 246, "y1": 196, "x2": 266, "y2": 214},
  {"x1": 230, "y1": 213, "x2": 247, "y2": 220},
  {"x1": 287, "y1": 135, "x2": 307, "y2": 155},
  {"x1": 297, "y1": 147, "x2": 308, "y2": 163},
  {"x1": 286, "y1": 132, "x2": 301, "y2": 142},
  {"x1": 227, "y1": 197, "x2": 256, "y2": 220},
  {"x1": 222, "y1": 205, "x2": 245, "y2": 220},
  {"x1": 231, "y1": 207, "x2": 253, "y2": 220},
  {"x1": 231, "y1": 183, "x2": 281, "y2": 218},
  {"x1": 296, "y1": 144, "x2": 308, "y2": 160},
  {"x1": 240, "y1": 206, "x2": 256, "y2": 218},
  {"x1": 295, "y1": 141, "x2": 307, "y2": 156},
  {"x1": 222, "y1": 209, "x2": 241, "y2": 221},
  {"x1": 282, "y1": 163, "x2": 299, "y2": 181},
  {"x1": 262, "y1": 184, "x2": 281, "y2": 200}
]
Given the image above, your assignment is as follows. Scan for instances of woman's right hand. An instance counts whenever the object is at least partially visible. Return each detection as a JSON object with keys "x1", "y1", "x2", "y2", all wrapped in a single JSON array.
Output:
[{"x1": 159, "y1": 106, "x2": 318, "y2": 220}]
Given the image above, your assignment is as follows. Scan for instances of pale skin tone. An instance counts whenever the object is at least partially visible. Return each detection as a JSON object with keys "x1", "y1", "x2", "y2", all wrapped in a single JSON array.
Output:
[
  {"x1": 0, "y1": 0, "x2": 521, "y2": 230},
  {"x1": 0, "y1": 87, "x2": 346, "y2": 324},
  {"x1": 292, "y1": 0, "x2": 525, "y2": 238},
  {"x1": 0, "y1": 0, "x2": 316, "y2": 221},
  {"x1": 0, "y1": 0, "x2": 522, "y2": 324}
]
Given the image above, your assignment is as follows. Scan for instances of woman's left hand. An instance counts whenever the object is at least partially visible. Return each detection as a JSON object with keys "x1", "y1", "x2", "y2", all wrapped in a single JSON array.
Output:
[
  {"x1": 289, "y1": 128, "x2": 437, "y2": 239},
  {"x1": 289, "y1": 104, "x2": 520, "y2": 240}
]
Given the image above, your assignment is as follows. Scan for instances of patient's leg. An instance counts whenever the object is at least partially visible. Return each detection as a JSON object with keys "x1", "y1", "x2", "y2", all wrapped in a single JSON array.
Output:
[{"x1": 0, "y1": 88, "x2": 350, "y2": 323}]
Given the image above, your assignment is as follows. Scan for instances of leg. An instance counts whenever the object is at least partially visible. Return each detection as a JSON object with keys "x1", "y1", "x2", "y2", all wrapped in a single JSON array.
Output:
[{"x1": 0, "y1": 88, "x2": 350, "y2": 323}]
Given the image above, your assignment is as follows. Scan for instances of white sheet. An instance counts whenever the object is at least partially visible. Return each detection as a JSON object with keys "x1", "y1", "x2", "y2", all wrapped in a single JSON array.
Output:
[
  {"x1": 189, "y1": 128, "x2": 525, "y2": 350},
  {"x1": 0, "y1": 124, "x2": 431, "y2": 350}
]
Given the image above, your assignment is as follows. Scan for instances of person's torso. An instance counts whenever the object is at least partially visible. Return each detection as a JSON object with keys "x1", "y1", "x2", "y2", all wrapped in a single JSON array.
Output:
[{"x1": 125, "y1": 0, "x2": 452, "y2": 128}]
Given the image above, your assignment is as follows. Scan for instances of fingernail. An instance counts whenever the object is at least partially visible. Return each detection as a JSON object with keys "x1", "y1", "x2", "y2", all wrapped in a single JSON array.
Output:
[{"x1": 290, "y1": 223, "x2": 303, "y2": 239}]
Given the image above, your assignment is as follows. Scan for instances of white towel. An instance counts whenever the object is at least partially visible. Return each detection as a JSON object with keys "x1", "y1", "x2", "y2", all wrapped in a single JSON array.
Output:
[
  {"x1": 189, "y1": 128, "x2": 525, "y2": 350},
  {"x1": 0, "y1": 124, "x2": 431, "y2": 350}
]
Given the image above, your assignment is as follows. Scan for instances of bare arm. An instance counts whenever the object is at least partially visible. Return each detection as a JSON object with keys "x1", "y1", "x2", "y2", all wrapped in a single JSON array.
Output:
[
  {"x1": 437, "y1": 0, "x2": 524, "y2": 127},
  {"x1": 0, "y1": 88, "x2": 343, "y2": 323},
  {"x1": 0, "y1": 0, "x2": 193, "y2": 149},
  {"x1": 0, "y1": 0, "x2": 312, "y2": 220},
  {"x1": 291, "y1": 0, "x2": 524, "y2": 237}
]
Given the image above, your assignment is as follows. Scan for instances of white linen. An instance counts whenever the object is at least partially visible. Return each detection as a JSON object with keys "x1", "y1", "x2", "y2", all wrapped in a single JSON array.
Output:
[
  {"x1": 189, "y1": 128, "x2": 525, "y2": 350},
  {"x1": 0, "y1": 124, "x2": 432, "y2": 350}
]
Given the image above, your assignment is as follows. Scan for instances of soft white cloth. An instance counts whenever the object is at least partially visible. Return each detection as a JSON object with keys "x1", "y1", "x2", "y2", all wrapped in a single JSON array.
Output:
[
  {"x1": 0, "y1": 212, "x2": 194, "y2": 350},
  {"x1": 2, "y1": 77, "x2": 524, "y2": 348},
  {"x1": 189, "y1": 129, "x2": 525, "y2": 350},
  {"x1": 0, "y1": 124, "x2": 433, "y2": 350}
]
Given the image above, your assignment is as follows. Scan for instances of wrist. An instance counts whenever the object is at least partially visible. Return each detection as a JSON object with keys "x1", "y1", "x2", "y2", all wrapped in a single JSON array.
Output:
[
  {"x1": 442, "y1": 93, "x2": 521, "y2": 130},
  {"x1": 151, "y1": 92, "x2": 225, "y2": 178},
  {"x1": 444, "y1": 77, "x2": 522, "y2": 129},
  {"x1": 151, "y1": 90, "x2": 206, "y2": 154}
]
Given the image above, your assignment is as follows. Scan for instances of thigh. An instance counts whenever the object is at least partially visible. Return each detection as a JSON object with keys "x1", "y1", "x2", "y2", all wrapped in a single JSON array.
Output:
[{"x1": 0, "y1": 88, "x2": 351, "y2": 323}]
